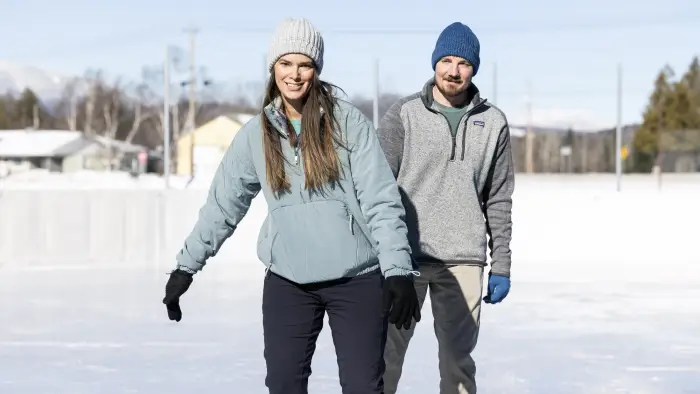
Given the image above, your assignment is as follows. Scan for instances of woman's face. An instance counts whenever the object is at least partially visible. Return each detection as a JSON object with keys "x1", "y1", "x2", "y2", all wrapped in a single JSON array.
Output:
[{"x1": 274, "y1": 53, "x2": 315, "y2": 103}]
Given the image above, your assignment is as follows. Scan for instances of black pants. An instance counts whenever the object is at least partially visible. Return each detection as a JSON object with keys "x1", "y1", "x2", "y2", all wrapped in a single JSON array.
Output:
[{"x1": 262, "y1": 269, "x2": 388, "y2": 394}]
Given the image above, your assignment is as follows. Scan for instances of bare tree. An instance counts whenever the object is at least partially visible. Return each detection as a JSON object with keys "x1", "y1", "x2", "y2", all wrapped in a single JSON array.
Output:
[
  {"x1": 140, "y1": 62, "x2": 186, "y2": 142},
  {"x1": 102, "y1": 80, "x2": 123, "y2": 170},
  {"x1": 140, "y1": 66, "x2": 167, "y2": 137},
  {"x1": 124, "y1": 83, "x2": 152, "y2": 144},
  {"x1": 56, "y1": 78, "x2": 80, "y2": 130},
  {"x1": 102, "y1": 81, "x2": 122, "y2": 139},
  {"x1": 82, "y1": 69, "x2": 105, "y2": 135}
]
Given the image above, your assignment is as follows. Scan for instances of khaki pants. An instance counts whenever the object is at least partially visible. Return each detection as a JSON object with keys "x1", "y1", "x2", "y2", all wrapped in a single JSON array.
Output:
[{"x1": 383, "y1": 264, "x2": 484, "y2": 394}]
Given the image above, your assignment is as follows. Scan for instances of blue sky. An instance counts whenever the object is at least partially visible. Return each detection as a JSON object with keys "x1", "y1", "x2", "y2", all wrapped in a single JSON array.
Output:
[{"x1": 3, "y1": 0, "x2": 699, "y2": 129}]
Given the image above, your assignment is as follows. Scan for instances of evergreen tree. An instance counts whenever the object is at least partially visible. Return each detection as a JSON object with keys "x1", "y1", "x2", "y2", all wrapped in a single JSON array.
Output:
[
  {"x1": 674, "y1": 57, "x2": 700, "y2": 155},
  {"x1": 681, "y1": 56, "x2": 700, "y2": 93},
  {"x1": 0, "y1": 96, "x2": 9, "y2": 129},
  {"x1": 631, "y1": 66, "x2": 673, "y2": 172},
  {"x1": 679, "y1": 56, "x2": 700, "y2": 129},
  {"x1": 632, "y1": 58, "x2": 700, "y2": 172},
  {"x1": 11, "y1": 88, "x2": 43, "y2": 128}
]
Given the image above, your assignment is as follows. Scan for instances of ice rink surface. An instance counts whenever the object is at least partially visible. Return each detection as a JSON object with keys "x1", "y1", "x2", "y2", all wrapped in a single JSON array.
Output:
[{"x1": 1, "y1": 174, "x2": 699, "y2": 393}]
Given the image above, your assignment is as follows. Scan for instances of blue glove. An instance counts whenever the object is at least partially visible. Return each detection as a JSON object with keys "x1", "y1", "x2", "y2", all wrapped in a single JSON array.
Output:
[{"x1": 483, "y1": 274, "x2": 510, "y2": 304}]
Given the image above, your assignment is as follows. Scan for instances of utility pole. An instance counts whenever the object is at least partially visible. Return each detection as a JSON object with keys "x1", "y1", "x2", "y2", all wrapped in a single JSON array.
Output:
[
  {"x1": 185, "y1": 26, "x2": 199, "y2": 178},
  {"x1": 163, "y1": 45, "x2": 171, "y2": 189},
  {"x1": 615, "y1": 63, "x2": 623, "y2": 192},
  {"x1": 262, "y1": 53, "x2": 268, "y2": 107},
  {"x1": 372, "y1": 58, "x2": 380, "y2": 128},
  {"x1": 32, "y1": 104, "x2": 39, "y2": 129},
  {"x1": 186, "y1": 26, "x2": 198, "y2": 132},
  {"x1": 492, "y1": 62, "x2": 497, "y2": 105},
  {"x1": 525, "y1": 80, "x2": 535, "y2": 173}
]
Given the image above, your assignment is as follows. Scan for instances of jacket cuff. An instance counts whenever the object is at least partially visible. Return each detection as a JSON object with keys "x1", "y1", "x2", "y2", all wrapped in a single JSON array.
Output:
[
  {"x1": 489, "y1": 262, "x2": 511, "y2": 278},
  {"x1": 383, "y1": 266, "x2": 419, "y2": 278},
  {"x1": 175, "y1": 250, "x2": 204, "y2": 274},
  {"x1": 381, "y1": 251, "x2": 420, "y2": 278},
  {"x1": 176, "y1": 265, "x2": 199, "y2": 275}
]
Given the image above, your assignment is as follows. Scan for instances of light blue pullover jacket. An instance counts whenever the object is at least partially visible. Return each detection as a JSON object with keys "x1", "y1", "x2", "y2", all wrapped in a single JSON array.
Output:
[{"x1": 175, "y1": 97, "x2": 416, "y2": 284}]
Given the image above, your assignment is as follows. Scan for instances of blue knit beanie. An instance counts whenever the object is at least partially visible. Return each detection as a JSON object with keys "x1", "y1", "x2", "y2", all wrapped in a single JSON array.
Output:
[{"x1": 431, "y1": 22, "x2": 480, "y2": 76}]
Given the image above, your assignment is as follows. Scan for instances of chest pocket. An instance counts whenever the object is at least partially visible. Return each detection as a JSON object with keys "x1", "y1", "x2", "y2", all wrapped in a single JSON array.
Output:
[{"x1": 460, "y1": 118, "x2": 491, "y2": 165}]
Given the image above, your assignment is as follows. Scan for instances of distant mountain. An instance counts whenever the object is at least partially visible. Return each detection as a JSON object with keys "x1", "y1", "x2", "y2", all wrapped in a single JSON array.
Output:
[{"x1": 0, "y1": 61, "x2": 72, "y2": 103}]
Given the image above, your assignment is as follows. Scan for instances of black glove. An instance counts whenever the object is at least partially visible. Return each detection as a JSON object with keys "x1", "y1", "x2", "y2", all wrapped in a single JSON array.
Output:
[
  {"x1": 163, "y1": 269, "x2": 193, "y2": 322},
  {"x1": 383, "y1": 276, "x2": 421, "y2": 330}
]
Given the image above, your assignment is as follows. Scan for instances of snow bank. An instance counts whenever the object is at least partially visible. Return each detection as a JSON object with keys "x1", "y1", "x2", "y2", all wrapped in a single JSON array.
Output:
[
  {"x1": 1, "y1": 173, "x2": 699, "y2": 284},
  {"x1": 1, "y1": 169, "x2": 211, "y2": 190}
]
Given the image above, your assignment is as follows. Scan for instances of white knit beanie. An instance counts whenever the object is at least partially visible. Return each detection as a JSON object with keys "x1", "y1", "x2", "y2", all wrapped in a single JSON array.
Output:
[{"x1": 267, "y1": 18, "x2": 324, "y2": 74}]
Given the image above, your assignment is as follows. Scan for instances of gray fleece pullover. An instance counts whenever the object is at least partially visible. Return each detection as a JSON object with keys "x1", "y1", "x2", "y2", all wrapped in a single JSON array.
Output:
[{"x1": 376, "y1": 79, "x2": 515, "y2": 277}]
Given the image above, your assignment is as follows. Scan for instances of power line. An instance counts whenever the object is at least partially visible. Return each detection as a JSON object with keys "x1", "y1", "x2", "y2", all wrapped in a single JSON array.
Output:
[
  {"x1": 9, "y1": 25, "x2": 180, "y2": 60},
  {"x1": 12, "y1": 16, "x2": 697, "y2": 61},
  {"x1": 494, "y1": 88, "x2": 653, "y2": 97},
  {"x1": 207, "y1": 17, "x2": 699, "y2": 35}
]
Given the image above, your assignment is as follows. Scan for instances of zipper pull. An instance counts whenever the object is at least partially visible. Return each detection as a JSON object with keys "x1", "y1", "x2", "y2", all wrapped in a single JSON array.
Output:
[
  {"x1": 294, "y1": 150, "x2": 299, "y2": 165},
  {"x1": 349, "y1": 214, "x2": 354, "y2": 234}
]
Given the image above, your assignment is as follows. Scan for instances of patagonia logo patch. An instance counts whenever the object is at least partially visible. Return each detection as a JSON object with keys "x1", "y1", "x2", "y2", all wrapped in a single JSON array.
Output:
[{"x1": 473, "y1": 120, "x2": 485, "y2": 127}]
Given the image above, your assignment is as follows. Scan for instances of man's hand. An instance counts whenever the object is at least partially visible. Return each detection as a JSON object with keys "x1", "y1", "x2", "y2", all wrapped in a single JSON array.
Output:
[{"x1": 483, "y1": 274, "x2": 510, "y2": 304}]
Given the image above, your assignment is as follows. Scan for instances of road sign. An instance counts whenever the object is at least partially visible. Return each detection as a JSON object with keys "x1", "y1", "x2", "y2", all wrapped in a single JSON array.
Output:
[{"x1": 621, "y1": 145, "x2": 629, "y2": 160}]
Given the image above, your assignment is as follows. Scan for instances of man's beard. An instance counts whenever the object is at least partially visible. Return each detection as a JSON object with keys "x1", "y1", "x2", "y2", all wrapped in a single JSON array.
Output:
[{"x1": 437, "y1": 77, "x2": 468, "y2": 98}]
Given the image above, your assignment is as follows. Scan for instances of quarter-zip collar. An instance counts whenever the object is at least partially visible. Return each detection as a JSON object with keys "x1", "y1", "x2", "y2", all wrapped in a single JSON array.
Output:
[
  {"x1": 263, "y1": 96, "x2": 326, "y2": 166},
  {"x1": 263, "y1": 95, "x2": 325, "y2": 138},
  {"x1": 419, "y1": 78, "x2": 488, "y2": 161}
]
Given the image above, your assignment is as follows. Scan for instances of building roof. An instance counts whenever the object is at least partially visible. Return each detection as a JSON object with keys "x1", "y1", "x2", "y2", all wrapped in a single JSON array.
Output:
[
  {"x1": 508, "y1": 126, "x2": 526, "y2": 138},
  {"x1": 225, "y1": 112, "x2": 256, "y2": 126},
  {"x1": 0, "y1": 129, "x2": 147, "y2": 158},
  {"x1": 92, "y1": 135, "x2": 148, "y2": 153},
  {"x1": 0, "y1": 129, "x2": 83, "y2": 157}
]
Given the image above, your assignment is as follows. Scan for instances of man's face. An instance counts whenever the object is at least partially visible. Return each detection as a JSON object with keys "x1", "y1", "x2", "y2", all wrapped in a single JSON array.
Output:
[{"x1": 434, "y1": 56, "x2": 474, "y2": 98}]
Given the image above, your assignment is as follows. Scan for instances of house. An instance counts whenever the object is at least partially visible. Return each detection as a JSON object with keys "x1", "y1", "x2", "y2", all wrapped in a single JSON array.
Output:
[
  {"x1": 176, "y1": 112, "x2": 255, "y2": 177},
  {"x1": 0, "y1": 129, "x2": 149, "y2": 174}
]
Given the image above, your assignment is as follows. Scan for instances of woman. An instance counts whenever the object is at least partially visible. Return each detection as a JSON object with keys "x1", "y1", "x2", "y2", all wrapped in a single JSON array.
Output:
[{"x1": 162, "y1": 18, "x2": 421, "y2": 394}]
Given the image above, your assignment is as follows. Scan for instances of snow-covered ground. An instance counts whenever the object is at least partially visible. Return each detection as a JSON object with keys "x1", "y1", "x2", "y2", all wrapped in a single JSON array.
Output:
[{"x1": 1, "y1": 173, "x2": 699, "y2": 393}]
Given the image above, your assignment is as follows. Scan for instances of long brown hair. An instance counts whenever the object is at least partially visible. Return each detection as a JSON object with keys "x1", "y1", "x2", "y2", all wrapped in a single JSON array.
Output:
[{"x1": 261, "y1": 72, "x2": 346, "y2": 196}]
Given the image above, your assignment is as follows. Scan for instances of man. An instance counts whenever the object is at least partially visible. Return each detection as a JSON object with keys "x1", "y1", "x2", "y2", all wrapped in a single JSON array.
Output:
[{"x1": 377, "y1": 22, "x2": 514, "y2": 394}]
